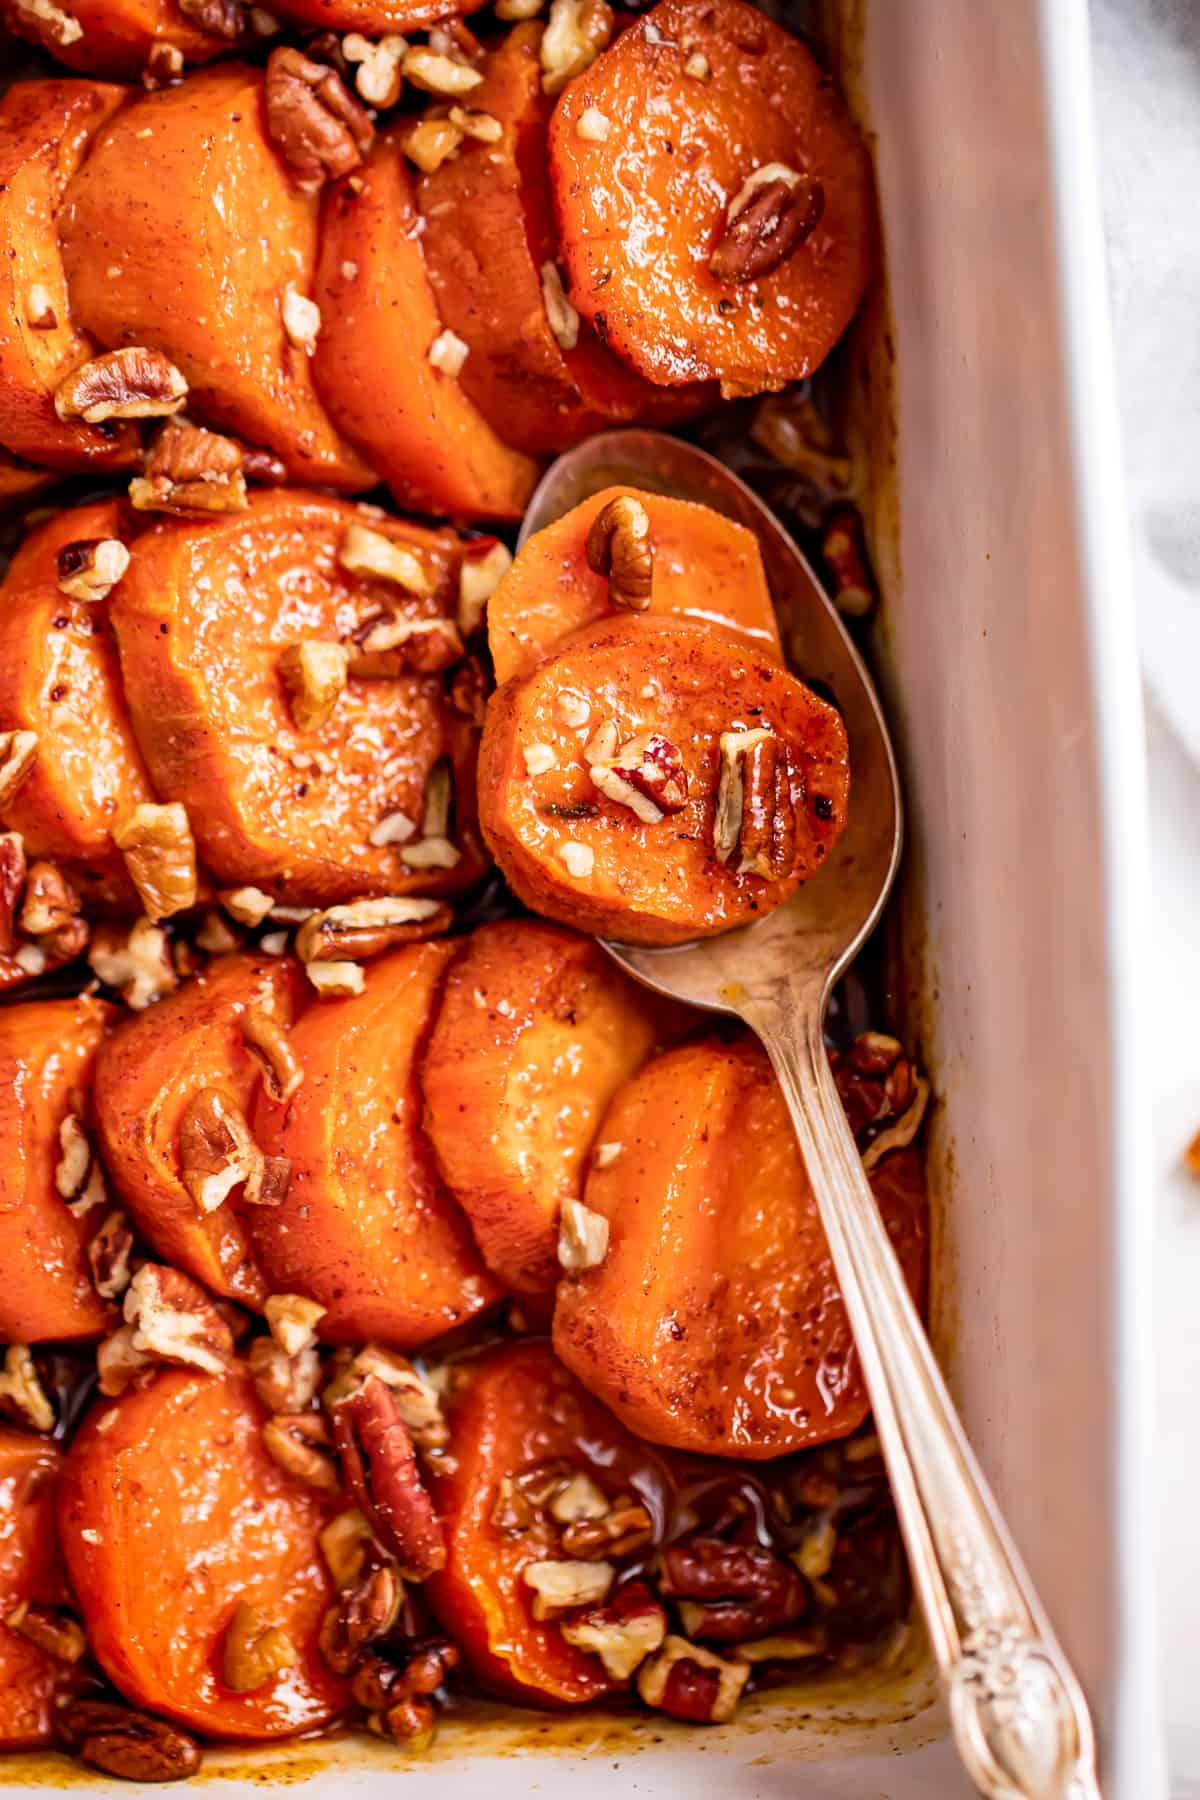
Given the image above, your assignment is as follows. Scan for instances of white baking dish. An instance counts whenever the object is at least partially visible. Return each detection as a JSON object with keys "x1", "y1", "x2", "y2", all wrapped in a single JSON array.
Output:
[{"x1": 1, "y1": 0, "x2": 1162, "y2": 1794}]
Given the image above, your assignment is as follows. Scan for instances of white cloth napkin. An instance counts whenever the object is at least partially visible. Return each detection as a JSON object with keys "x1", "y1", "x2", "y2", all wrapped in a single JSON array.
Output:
[{"x1": 1091, "y1": 0, "x2": 1200, "y2": 762}]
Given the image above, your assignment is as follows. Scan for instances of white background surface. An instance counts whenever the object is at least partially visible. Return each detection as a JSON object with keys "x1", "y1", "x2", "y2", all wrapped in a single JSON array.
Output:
[{"x1": 1090, "y1": 1, "x2": 1200, "y2": 1790}]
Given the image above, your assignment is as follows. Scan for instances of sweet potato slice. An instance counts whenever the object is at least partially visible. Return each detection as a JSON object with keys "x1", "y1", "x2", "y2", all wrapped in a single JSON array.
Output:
[
  {"x1": 488, "y1": 484, "x2": 782, "y2": 684},
  {"x1": 313, "y1": 132, "x2": 538, "y2": 524},
  {"x1": 421, "y1": 921, "x2": 665, "y2": 1294},
  {"x1": 0, "y1": 0, "x2": 226, "y2": 79},
  {"x1": 0, "y1": 499, "x2": 155, "y2": 906},
  {"x1": 0, "y1": 82, "x2": 142, "y2": 472},
  {"x1": 57, "y1": 1369, "x2": 346, "y2": 1738},
  {"x1": 0, "y1": 996, "x2": 114, "y2": 1344},
  {"x1": 553, "y1": 1038, "x2": 928, "y2": 1458},
  {"x1": 250, "y1": 942, "x2": 502, "y2": 1344},
  {"x1": 416, "y1": 25, "x2": 712, "y2": 456},
  {"x1": 0, "y1": 450, "x2": 58, "y2": 509},
  {"x1": 93, "y1": 952, "x2": 306, "y2": 1308},
  {"x1": 549, "y1": 0, "x2": 874, "y2": 391},
  {"x1": 59, "y1": 66, "x2": 375, "y2": 488},
  {"x1": 425, "y1": 1340, "x2": 673, "y2": 1703},
  {"x1": 0, "y1": 1431, "x2": 75, "y2": 1749},
  {"x1": 109, "y1": 489, "x2": 488, "y2": 905},
  {"x1": 479, "y1": 613, "x2": 848, "y2": 945},
  {"x1": 267, "y1": 0, "x2": 487, "y2": 48}
]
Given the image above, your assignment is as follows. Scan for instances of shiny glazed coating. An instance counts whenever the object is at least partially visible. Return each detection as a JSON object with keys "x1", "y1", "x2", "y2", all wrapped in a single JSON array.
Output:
[
  {"x1": 553, "y1": 1037, "x2": 928, "y2": 1457},
  {"x1": 108, "y1": 489, "x2": 487, "y2": 905},
  {"x1": 57, "y1": 1369, "x2": 348, "y2": 1738},
  {"x1": 265, "y1": 0, "x2": 487, "y2": 35},
  {"x1": 0, "y1": 996, "x2": 114, "y2": 1345},
  {"x1": 93, "y1": 953, "x2": 306, "y2": 1307},
  {"x1": 0, "y1": 1431, "x2": 73, "y2": 1749},
  {"x1": 487, "y1": 484, "x2": 783, "y2": 684},
  {"x1": 425, "y1": 1341, "x2": 673, "y2": 1703},
  {"x1": 421, "y1": 920, "x2": 663, "y2": 1294},
  {"x1": 0, "y1": 82, "x2": 140, "y2": 472},
  {"x1": 313, "y1": 133, "x2": 539, "y2": 524},
  {"x1": 549, "y1": 0, "x2": 874, "y2": 390},
  {"x1": 58, "y1": 66, "x2": 375, "y2": 487},
  {"x1": 478, "y1": 613, "x2": 849, "y2": 945},
  {"x1": 251, "y1": 942, "x2": 502, "y2": 1345},
  {"x1": 0, "y1": 0, "x2": 227, "y2": 78}
]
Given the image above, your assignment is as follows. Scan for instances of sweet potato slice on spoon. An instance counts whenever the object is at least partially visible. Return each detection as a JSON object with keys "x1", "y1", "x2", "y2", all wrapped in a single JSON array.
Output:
[
  {"x1": 553, "y1": 1037, "x2": 928, "y2": 1458},
  {"x1": 0, "y1": 1431, "x2": 78, "y2": 1750},
  {"x1": 479, "y1": 613, "x2": 849, "y2": 945},
  {"x1": 57, "y1": 1369, "x2": 347, "y2": 1738}
]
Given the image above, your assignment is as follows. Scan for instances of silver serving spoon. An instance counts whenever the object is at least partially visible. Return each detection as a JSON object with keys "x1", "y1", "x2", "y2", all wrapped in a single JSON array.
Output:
[{"x1": 519, "y1": 429, "x2": 1101, "y2": 1800}]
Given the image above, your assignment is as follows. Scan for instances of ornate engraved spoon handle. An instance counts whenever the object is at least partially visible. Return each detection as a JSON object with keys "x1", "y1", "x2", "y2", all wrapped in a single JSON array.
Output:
[{"x1": 748, "y1": 980, "x2": 1102, "y2": 1800}]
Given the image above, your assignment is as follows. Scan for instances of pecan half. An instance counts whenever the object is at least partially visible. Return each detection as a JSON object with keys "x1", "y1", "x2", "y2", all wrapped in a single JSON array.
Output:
[
  {"x1": 294, "y1": 896, "x2": 450, "y2": 965},
  {"x1": 57, "y1": 1698, "x2": 201, "y2": 1782},
  {"x1": 324, "y1": 1346, "x2": 449, "y2": 1451},
  {"x1": 129, "y1": 419, "x2": 249, "y2": 516},
  {"x1": 712, "y1": 727, "x2": 797, "y2": 878},
  {"x1": 560, "y1": 1580, "x2": 667, "y2": 1680},
  {"x1": 88, "y1": 1209, "x2": 135, "y2": 1300},
  {"x1": 710, "y1": 166, "x2": 825, "y2": 286},
  {"x1": 0, "y1": 732, "x2": 39, "y2": 809},
  {"x1": 56, "y1": 537, "x2": 130, "y2": 601},
  {"x1": 179, "y1": 1086, "x2": 291, "y2": 1212},
  {"x1": 178, "y1": 0, "x2": 245, "y2": 38},
  {"x1": 658, "y1": 1536, "x2": 807, "y2": 1642},
  {"x1": 223, "y1": 1601, "x2": 295, "y2": 1692},
  {"x1": 54, "y1": 347, "x2": 188, "y2": 424},
  {"x1": 248, "y1": 1336, "x2": 320, "y2": 1414},
  {"x1": 241, "y1": 1003, "x2": 304, "y2": 1102},
  {"x1": 263, "y1": 1411, "x2": 341, "y2": 1491},
  {"x1": 123, "y1": 1263, "x2": 235, "y2": 1376},
  {"x1": 6, "y1": 1600, "x2": 87, "y2": 1663},
  {"x1": 0, "y1": 833, "x2": 25, "y2": 956},
  {"x1": 589, "y1": 730, "x2": 687, "y2": 823},
  {"x1": 330, "y1": 1375, "x2": 446, "y2": 1579},
  {"x1": 20, "y1": 860, "x2": 88, "y2": 960},
  {"x1": 636, "y1": 1634, "x2": 749, "y2": 1723},
  {"x1": 584, "y1": 494, "x2": 652, "y2": 611},
  {"x1": 266, "y1": 47, "x2": 374, "y2": 192},
  {"x1": 347, "y1": 614, "x2": 463, "y2": 678},
  {"x1": 0, "y1": 1345, "x2": 55, "y2": 1432}
]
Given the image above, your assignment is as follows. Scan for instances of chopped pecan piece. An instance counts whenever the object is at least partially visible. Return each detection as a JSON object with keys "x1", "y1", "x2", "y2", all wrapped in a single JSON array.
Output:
[
  {"x1": 636, "y1": 1633, "x2": 749, "y2": 1723},
  {"x1": 403, "y1": 46, "x2": 484, "y2": 96},
  {"x1": 712, "y1": 727, "x2": 796, "y2": 878},
  {"x1": 263, "y1": 1411, "x2": 341, "y2": 1491},
  {"x1": 457, "y1": 537, "x2": 512, "y2": 635},
  {"x1": 294, "y1": 896, "x2": 450, "y2": 964},
  {"x1": 710, "y1": 165, "x2": 825, "y2": 286},
  {"x1": 54, "y1": 347, "x2": 188, "y2": 424},
  {"x1": 179, "y1": 1085, "x2": 289, "y2": 1213},
  {"x1": 305, "y1": 960, "x2": 365, "y2": 997},
  {"x1": 241, "y1": 1003, "x2": 304, "y2": 1102},
  {"x1": 318, "y1": 1507, "x2": 379, "y2": 1590},
  {"x1": 57, "y1": 1698, "x2": 201, "y2": 1782},
  {"x1": 264, "y1": 1292, "x2": 326, "y2": 1356},
  {"x1": 560, "y1": 1580, "x2": 667, "y2": 1680},
  {"x1": 87, "y1": 917, "x2": 177, "y2": 1010},
  {"x1": 54, "y1": 1113, "x2": 106, "y2": 1214},
  {"x1": 0, "y1": 732, "x2": 38, "y2": 809},
  {"x1": 830, "y1": 1031, "x2": 930, "y2": 1168},
  {"x1": 265, "y1": 45, "x2": 374, "y2": 192},
  {"x1": 540, "y1": 262, "x2": 580, "y2": 351},
  {"x1": 0, "y1": 833, "x2": 25, "y2": 956},
  {"x1": 589, "y1": 730, "x2": 687, "y2": 823},
  {"x1": 447, "y1": 654, "x2": 488, "y2": 726},
  {"x1": 0, "y1": 1345, "x2": 55, "y2": 1432},
  {"x1": 402, "y1": 117, "x2": 464, "y2": 175},
  {"x1": 20, "y1": 860, "x2": 88, "y2": 960},
  {"x1": 561, "y1": 1496, "x2": 653, "y2": 1561},
  {"x1": 339, "y1": 523, "x2": 434, "y2": 594},
  {"x1": 223, "y1": 1601, "x2": 296, "y2": 1692},
  {"x1": 352, "y1": 1637, "x2": 458, "y2": 1713},
  {"x1": 129, "y1": 419, "x2": 249, "y2": 516},
  {"x1": 557, "y1": 1197, "x2": 608, "y2": 1272},
  {"x1": 343, "y1": 30, "x2": 406, "y2": 108},
  {"x1": 55, "y1": 537, "x2": 130, "y2": 601},
  {"x1": 178, "y1": 0, "x2": 246, "y2": 35},
  {"x1": 112, "y1": 803, "x2": 197, "y2": 921},
  {"x1": 820, "y1": 504, "x2": 875, "y2": 618},
  {"x1": 522, "y1": 1557, "x2": 613, "y2": 1619},
  {"x1": 95, "y1": 1326, "x2": 154, "y2": 1397},
  {"x1": 348, "y1": 614, "x2": 462, "y2": 678},
  {"x1": 279, "y1": 639, "x2": 349, "y2": 732},
  {"x1": 318, "y1": 1561, "x2": 403, "y2": 1674},
  {"x1": 248, "y1": 1335, "x2": 320, "y2": 1413},
  {"x1": 584, "y1": 493, "x2": 652, "y2": 611},
  {"x1": 330, "y1": 1375, "x2": 446, "y2": 1579},
  {"x1": 6, "y1": 1600, "x2": 87, "y2": 1663},
  {"x1": 123, "y1": 1263, "x2": 234, "y2": 1376},
  {"x1": 88, "y1": 1210, "x2": 135, "y2": 1300},
  {"x1": 658, "y1": 1536, "x2": 807, "y2": 1642},
  {"x1": 540, "y1": 0, "x2": 613, "y2": 93}
]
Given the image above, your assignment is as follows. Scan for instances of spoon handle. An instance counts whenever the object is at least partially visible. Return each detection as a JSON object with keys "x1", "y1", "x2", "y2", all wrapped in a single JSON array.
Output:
[{"x1": 748, "y1": 982, "x2": 1102, "y2": 1800}]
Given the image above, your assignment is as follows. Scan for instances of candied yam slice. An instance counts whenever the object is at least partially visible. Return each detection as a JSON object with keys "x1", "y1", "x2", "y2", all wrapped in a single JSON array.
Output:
[
  {"x1": 553, "y1": 1038, "x2": 928, "y2": 1458},
  {"x1": 0, "y1": 0, "x2": 227, "y2": 78},
  {"x1": 313, "y1": 133, "x2": 539, "y2": 524},
  {"x1": 109, "y1": 489, "x2": 488, "y2": 905},
  {"x1": 57, "y1": 1369, "x2": 347, "y2": 1738},
  {"x1": 59, "y1": 66, "x2": 375, "y2": 487},
  {"x1": 0, "y1": 996, "x2": 114, "y2": 1344},
  {"x1": 0, "y1": 1431, "x2": 75, "y2": 1749},
  {"x1": 0, "y1": 81, "x2": 141, "y2": 472},
  {"x1": 549, "y1": 0, "x2": 874, "y2": 390},
  {"x1": 0, "y1": 499, "x2": 155, "y2": 901},
  {"x1": 425, "y1": 1341, "x2": 671, "y2": 1703},
  {"x1": 250, "y1": 942, "x2": 502, "y2": 1345},
  {"x1": 488, "y1": 483, "x2": 782, "y2": 684},
  {"x1": 93, "y1": 952, "x2": 306, "y2": 1308},
  {"x1": 267, "y1": 0, "x2": 486, "y2": 41},
  {"x1": 421, "y1": 920, "x2": 662, "y2": 1294},
  {"x1": 416, "y1": 25, "x2": 712, "y2": 457},
  {"x1": 0, "y1": 451, "x2": 58, "y2": 510},
  {"x1": 478, "y1": 613, "x2": 848, "y2": 945}
]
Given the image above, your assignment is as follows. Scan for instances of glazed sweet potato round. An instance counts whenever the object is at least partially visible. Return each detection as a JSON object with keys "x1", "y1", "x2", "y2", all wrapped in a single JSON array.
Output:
[
  {"x1": 0, "y1": 995, "x2": 115, "y2": 1345},
  {"x1": 416, "y1": 25, "x2": 712, "y2": 457},
  {"x1": 553, "y1": 1037, "x2": 928, "y2": 1458},
  {"x1": 58, "y1": 66, "x2": 375, "y2": 487},
  {"x1": 0, "y1": 82, "x2": 141, "y2": 473},
  {"x1": 549, "y1": 0, "x2": 874, "y2": 391},
  {"x1": 0, "y1": 450, "x2": 57, "y2": 509},
  {"x1": 93, "y1": 952, "x2": 306, "y2": 1307},
  {"x1": 108, "y1": 489, "x2": 487, "y2": 905},
  {"x1": 266, "y1": 0, "x2": 486, "y2": 34},
  {"x1": 0, "y1": 1431, "x2": 75, "y2": 1749},
  {"x1": 251, "y1": 942, "x2": 502, "y2": 1345},
  {"x1": 488, "y1": 485, "x2": 782, "y2": 685},
  {"x1": 0, "y1": 499, "x2": 155, "y2": 908},
  {"x1": 314, "y1": 131, "x2": 539, "y2": 524},
  {"x1": 0, "y1": 0, "x2": 228, "y2": 79},
  {"x1": 57, "y1": 1369, "x2": 347, "y2": 1739},
  {"x1": 478, "y1": 613, "x2": 849, "y2": 945},
  {"x1": 421, "y1": 920, "x2": 663, "y2": 1294}
]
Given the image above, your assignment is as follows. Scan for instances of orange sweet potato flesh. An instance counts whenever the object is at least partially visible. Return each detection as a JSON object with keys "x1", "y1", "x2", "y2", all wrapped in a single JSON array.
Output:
[
  {"x1": 109, "y1": 489, "x2": 489, "y2": 905},
  {"x1": 421, "y1": 920, "x2": 664, "y2": 1295},
  {"x1": 549, "y1": 0, "x2": 875, "y2": 390},
  {"x1": 251, "y1": 942, "x2": 502, "y2": 1344},
  {"x1": 488, "y1": 484, "x2": 782, "y2": 685},
  {"x1": 57, "y1": 1369, "x2": 347, "y2": 1738},
  {"x1": 0, "y1": 0, "x2": 225, "y2": 78},
  {"x1": 416, "y1": 25, "x2": 712, "y2": 456},
  {"x1": 426, "y1": 1341, "x2": 673, "y2": 1703},
  {"x1": 313, "y1": 133, "x2": 538, "y2": 524},
  {"x1": 0, "y1": 450, "x2": 58, "y2": 509},
  {"x1": 59, "y1": 66, "x2": 375, "y2": 488},
  {"x1": 0, "y1": 1431, "x2": 75, "y2": 1749},
  {"x1": 0, "y1": 499, "x2": 155, "y2": 908},
  {"x1": 267, "y1": 0, "x2": 487, "y2": 43},
  {"x1": 93, "y1": 952, "x2": 306, "y2": 1308},
  {"x1": 0, "y1": 996, "x2": 114, "y2": 1344},
  {"x1": 0, "y1": 81, "x2": 141, "y2": 472},
  {"x1": 554, "y1": 1037, "x2": 928, "y2": 1457},
  {"x1": 479, "y1": 613, "x2": 849, "y2": 945}
]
